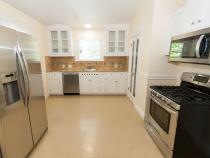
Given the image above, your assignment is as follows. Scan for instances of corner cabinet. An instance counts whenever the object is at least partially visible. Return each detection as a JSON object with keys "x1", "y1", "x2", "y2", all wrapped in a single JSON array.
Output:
[
  {"x1": 48, "y1": 25, "x2": 72, "y2": 56},
  {"x1": 106, "y1": 24, "x2": 129, "y2": 56}
]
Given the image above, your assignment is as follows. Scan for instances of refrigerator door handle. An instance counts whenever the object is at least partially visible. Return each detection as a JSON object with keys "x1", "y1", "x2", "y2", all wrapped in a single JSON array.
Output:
[
  {"x1": 18, "y1": 47, "x2": 30, "y2": 106},
  {"x1": 16, "y1": 46, "x2": 29, "y2": 106}
]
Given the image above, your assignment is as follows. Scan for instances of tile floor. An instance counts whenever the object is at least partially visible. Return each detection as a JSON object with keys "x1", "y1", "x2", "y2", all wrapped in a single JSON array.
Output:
[{"x1": 29, "y1": 96, "x2": 163, "y2": 158}]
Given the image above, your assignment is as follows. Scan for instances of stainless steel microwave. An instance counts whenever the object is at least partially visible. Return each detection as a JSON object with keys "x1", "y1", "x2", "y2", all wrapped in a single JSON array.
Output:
[{"x1": 169, "y1": 27, "x2": 210, "y2": 65}]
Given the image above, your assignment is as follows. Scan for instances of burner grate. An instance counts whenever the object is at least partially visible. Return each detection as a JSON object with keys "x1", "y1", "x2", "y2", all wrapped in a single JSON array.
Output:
[{"x1": 151, "y1": 86, "x2": 210, "y2": 104}]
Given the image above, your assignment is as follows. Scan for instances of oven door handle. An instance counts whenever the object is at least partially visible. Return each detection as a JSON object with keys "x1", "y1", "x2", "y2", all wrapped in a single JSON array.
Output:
[{"x1": 151, "y1": 95, "x2": 177, "y2": 115}]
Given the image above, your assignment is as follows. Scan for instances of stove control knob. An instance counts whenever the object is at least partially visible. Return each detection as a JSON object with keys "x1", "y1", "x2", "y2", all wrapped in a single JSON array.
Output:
[
  {"x1": 165, "y1": 99, "x2": 171, "y2": 105},
  {"x1": 156, "y1": 94, "x2": 160, "y2": 98},
  {"x1": 151, "y1": 91, "x2": 156, "y2": 96}
]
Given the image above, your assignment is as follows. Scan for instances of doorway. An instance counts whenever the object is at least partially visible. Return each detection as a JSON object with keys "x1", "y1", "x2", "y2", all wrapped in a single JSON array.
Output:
[{"x1": 129, "y1": 34, "x2": 140, "y2": 99}]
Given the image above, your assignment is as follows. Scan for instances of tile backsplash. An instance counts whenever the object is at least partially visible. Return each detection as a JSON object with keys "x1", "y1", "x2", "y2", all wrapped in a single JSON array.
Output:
[{"x1": 46, "y1": 56, "x2": 128, "y2": 72}]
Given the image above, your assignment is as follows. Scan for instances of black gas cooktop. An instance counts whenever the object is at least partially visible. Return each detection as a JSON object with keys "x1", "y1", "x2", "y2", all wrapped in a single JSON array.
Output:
[{"x1": 150, "y1": 85, "x2": 210, "y2": 105}]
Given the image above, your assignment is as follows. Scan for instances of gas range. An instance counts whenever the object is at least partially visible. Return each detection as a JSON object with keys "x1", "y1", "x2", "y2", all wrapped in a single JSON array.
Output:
[
  {"x1": 145, "y1": 72, "x2": 210, "y2": 158},
  {"x1": 150, "y1": 85, "x2": 210, "y2": 111}
]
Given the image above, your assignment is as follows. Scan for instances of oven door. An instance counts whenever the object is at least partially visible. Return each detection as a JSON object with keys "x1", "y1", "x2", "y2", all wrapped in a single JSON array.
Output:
[{"x1": 148, "y1": 95, "x2": 178, "y2": 150}]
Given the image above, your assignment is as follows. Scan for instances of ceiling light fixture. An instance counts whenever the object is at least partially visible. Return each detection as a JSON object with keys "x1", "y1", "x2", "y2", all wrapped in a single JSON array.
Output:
[{"x1": 84, "y1": 24, "x2": 92, "y2": 29}]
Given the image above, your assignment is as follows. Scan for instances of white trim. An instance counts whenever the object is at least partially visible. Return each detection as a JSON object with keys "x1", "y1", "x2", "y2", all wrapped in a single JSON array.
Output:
[
  {"x1": 106, "y1": 24, "x2": 128, "y2": 29},
  {"x1": 134, "y1": 104, "x2": 145, "y2": 119},
  {"x1": 0, "y1": 46, "x2": 14, "y2": 50},
  {"x1": 127, "y1": 92, "x2": 145, "y2": 119},
  {"x1": 45, "y1": 93, "x2": 49, "y2": 99},
  {"x1": 0, "y1": 17, "x2": 31, "y2": 34}
]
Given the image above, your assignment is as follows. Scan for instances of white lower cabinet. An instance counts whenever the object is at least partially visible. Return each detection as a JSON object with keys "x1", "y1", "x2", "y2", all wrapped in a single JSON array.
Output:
[
  {"x1": 47, "y1": 72, "x2": 63, "y2": 95},
  {"x1": 79, "y1": 73, "x2": 99, "y2": 94},
  {"x1": 79, "y1": 72, "x2": 128, "y2": 95},
  {"x1": 97, "y1": 74, "x2": 105, "y2": 94},
  {"x1": 47, "y1": 72, "x2": 128, "y2": 95}
]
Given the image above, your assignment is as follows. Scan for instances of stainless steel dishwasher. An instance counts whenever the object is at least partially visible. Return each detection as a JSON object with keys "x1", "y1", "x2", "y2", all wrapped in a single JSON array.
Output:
[{"x1": 62, "y1": 72, "x2": 80, "y2": 95}]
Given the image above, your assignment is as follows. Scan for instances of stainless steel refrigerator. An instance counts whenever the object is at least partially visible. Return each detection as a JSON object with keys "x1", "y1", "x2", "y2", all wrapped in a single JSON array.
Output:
[{"x1": 0, "y1": 25, "x2": 48, "y2": 158}]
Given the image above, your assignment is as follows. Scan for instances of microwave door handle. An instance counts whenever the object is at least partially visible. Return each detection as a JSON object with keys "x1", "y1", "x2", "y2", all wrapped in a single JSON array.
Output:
[
  {"x1": 203, "y1": 36, "x2": 208, "y2": 55},
  {"x1": 16, "y1": 47, "x2": 27, "y2": 106},
  {"x1": 196, "y1": 35, "x2": 205, "y2": 58},
  {"x1": 18, "y1": 47, "x2": 30, "y2": 106}
]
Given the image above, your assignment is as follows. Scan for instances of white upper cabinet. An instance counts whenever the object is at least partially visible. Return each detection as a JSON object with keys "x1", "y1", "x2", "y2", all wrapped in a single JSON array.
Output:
[
  {"x1": 180, "y1": 0, "x2": 210, "y2": 33},
  {"x1": 162, "y1": 0, "x2": 210, "y2": 55},
  {"x1": 106, "y1": 24, "x2": 128, "y2": 56},
  {"x1": 48, "y1": 25, "x2": 72, "y2": 56}
]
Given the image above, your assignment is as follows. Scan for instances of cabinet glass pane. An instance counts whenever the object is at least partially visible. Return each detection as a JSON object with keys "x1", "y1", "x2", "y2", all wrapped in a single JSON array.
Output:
[
  {"x1": 109, "y1": 31, "x2": 116, "y2": 42},
  {"x1": 118, "y1": 41, "x2": 125, "y2": 52},
  {"x1": 118, "y1": 31, "x2": 125, "y2": 42},
  {"x1": 118, "y1": 42, "x2": 125, "y2": 47},
  {"x1": 109, "y1": 42, "x2": 115, "y2": 47},
  {"x1": 109, "y1": 47, "x2": 115, "y2": 52},
  {"x1": 118, "y1": 47, "x2": 125, "y2": 52},
  {"x1": 52, "y1": 40, "x2": 59, "y2": 53},
  {"x1": 61, "y1": 31, "x2": 68, "y2": 40},
  {"x1": 61, "y1": 40, "x2": 69, "y2": 53},
  {"x1": 51, "y1": 31, "x2": 58, "y2": 39}
]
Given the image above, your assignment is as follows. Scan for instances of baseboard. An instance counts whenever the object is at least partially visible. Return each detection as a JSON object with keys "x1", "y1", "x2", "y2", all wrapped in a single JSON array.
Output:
[
  {"x1": 134, "y1": 104, "x2": 145, "y2": 119},
  {"x1": 45, "y1": 93, "x2": 50, "y2": 99},
  {"x1": 127, "y1": 93, "x2": 145, "y2": 120}
]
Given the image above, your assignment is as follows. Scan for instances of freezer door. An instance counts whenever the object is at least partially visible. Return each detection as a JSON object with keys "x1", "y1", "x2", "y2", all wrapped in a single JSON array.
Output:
[
  {"x1": 0, "y1": 26, "x2": 33, "y2": 158},
  {"x1": 17, "y1": 32, "x2": 48, "y2": 145}
]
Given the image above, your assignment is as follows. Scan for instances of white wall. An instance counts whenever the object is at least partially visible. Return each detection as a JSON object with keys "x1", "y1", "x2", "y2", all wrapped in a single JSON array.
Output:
[
  {"x1": 0, "y1": 0, "x2": 48, "y2": 97},
  {"x1": 128, "y1": 0, "x2": 188, "y2": 117},
  {"x1": 149, "y1": 0, "x2": 180, "y2": 76},
  {"x1": 128, "y1": 0, "x2": 155, "y2": 116}
]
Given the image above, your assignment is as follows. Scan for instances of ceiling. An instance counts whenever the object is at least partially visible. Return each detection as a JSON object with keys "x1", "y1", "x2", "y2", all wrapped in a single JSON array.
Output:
[{"x1": 3, "y1": 0, "x2": 141, "y2": 26}]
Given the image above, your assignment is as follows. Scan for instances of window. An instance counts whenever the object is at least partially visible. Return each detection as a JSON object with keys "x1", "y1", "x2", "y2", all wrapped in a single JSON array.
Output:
[
  {"x1": 169, "y1": 42, "x2": 184, "y2": 58},
  {"x1": 72, "y1": 28, "x2": 105, "y2": 61},
  {"x1": 78, "y1": 40, "x2": 102, "y2": 61}
]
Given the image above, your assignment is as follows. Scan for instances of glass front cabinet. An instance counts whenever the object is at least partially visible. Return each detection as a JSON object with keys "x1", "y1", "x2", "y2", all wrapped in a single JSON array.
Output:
[
  {"x1": 48, "y1": 25, "x2": 72, "y2": 56},
  {"x1": 107, "y1": 24, "x2": 128, "y2": 56}
]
